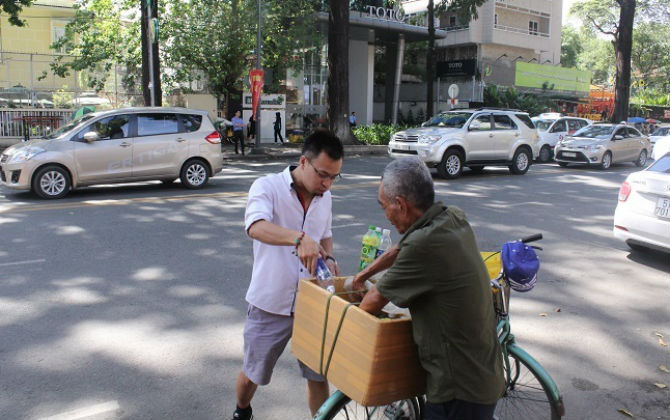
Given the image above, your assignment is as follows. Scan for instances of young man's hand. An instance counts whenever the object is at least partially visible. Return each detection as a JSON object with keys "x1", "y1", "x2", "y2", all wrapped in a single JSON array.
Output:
[{"x1": 296, "y1": 234, "x2": 323, "y2": 276}]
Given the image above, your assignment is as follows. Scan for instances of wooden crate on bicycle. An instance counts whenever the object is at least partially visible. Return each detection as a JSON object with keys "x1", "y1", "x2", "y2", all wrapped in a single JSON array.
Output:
[{"x1": 291, "y1": 278, "x2": 425, "y2": 406}]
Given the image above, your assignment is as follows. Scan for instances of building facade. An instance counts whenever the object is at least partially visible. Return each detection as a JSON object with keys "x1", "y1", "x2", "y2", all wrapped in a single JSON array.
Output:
[{"x1": 0, "y1": 0, "x2": 79, "y2": 107}]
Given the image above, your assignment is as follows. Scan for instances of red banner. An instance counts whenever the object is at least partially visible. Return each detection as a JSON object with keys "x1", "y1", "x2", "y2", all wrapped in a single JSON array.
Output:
[{"x1": 249, "y1": 69, "x2": 264, "y2": 120}]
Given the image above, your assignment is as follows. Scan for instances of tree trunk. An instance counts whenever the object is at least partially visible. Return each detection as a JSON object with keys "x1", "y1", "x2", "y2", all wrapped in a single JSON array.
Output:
[
  {"x1": 426, "y1": 0, "x2": 435, "y2": 118},
  {"x1": 327, "y1": 0, "x2": 357, "y2": 144},
  {"x1": 613, "y1": 0, "x2": 635, "y2": 122},
  {"x1": 141, "y1": 0, "x2": 162, "y2": 106}
]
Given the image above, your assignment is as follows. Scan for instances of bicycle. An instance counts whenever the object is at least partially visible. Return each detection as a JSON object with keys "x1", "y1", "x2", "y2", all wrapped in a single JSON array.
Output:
[{"x1": 313, "y1": 233, "x2": 565, "y2": 420}]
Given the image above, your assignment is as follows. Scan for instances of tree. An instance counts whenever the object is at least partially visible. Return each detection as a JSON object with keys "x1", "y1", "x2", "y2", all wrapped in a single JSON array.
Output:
[
  {"x1": 571, "y1": 0, "x2": 638, "y2": 121},
  {"x1": 560, "y1": 26, "x2": 583, "y2": 69},
  {"x1": 45, "y1": 0, "x2": 142, "y2": 96},
  {"x1": 631, "y1": 22, "x2": 670, "y2": 90},
  {"x1": 0, "y1": 0, "x2": 33, "y2": 26},
  {"x1": 426, "y1": 0, "x2": 486, "y2": 117},
  {"x1": 327, "y1": 0, "x2": 356, "y2": 143}
]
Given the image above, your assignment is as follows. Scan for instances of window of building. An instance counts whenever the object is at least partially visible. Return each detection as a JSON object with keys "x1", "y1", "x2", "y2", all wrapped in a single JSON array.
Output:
[
  {"x1": 51, "y1": 19, "x2": 69, "y2": 53},
  {"x1": 449, "y1": 16, "x2": 456, "y2": 27},
  {"x1": 529, "y1": 20, "x2": 539, "y2": 35}
]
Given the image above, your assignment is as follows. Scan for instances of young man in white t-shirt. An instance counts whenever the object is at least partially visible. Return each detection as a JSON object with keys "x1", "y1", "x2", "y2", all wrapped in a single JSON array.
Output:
[{"x1": 232, "y1": 130, "x2": 344, "y2": 420}]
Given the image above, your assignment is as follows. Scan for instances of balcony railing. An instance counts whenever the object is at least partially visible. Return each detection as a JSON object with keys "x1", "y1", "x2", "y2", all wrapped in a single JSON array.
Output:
[{"x1": 494, "y1": 24, "x2": 549, "y2": 37}]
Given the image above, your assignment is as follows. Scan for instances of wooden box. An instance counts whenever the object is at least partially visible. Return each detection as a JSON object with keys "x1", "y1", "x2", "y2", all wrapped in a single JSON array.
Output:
[{"x1": 291, "y1": 277, "x2": 425, "y2": 406}]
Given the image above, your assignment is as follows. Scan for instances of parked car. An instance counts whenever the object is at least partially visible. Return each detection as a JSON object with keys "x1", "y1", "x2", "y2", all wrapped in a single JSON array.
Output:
[
  {"x1": 0, "y1": 107, "x2": 223, "y2": 199},
  {"x1": 649, "y1": 125, "x2": 670, "y2": 154},
  {"x1": 388, "y1": 108, "x2": 539, "y2": 179},
  {"x1": 535, "y1": 117, "x2": 591, "y2": 162},
  {"x1": 652, "y1": 136, "x2": 670, "y2": 161},
  {"x1": 554, "y1": 123, "x2": 651, "y2": 169},
  {"x1": 613, "y1": 152, "x2": 670, "y2": 253}
]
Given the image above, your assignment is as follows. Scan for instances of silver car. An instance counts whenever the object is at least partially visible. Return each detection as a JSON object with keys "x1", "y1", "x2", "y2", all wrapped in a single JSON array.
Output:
[
  {"x1": 0, "y1": 107, "x2": 223, "y2": 199},
  {"x1": 554, "y1": 123, "x2": 651, "y2": 170},
  {"x1": 388, "y1": 109, "x2": 539, "y2": 179}
]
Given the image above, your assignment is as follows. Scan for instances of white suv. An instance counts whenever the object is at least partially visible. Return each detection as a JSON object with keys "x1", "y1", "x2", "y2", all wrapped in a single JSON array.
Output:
[
  {"x1": 388, "y1": 109, "x2": 539, "y2": 179},
  {"x1": 0, "y1": 107, "x2": 223, "y2": 199}
]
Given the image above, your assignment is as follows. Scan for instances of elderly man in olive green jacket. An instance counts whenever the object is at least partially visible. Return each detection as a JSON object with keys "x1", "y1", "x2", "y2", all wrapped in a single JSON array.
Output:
[{"x1": 353, "y1": 157, "x2": 505, "y2": 420}]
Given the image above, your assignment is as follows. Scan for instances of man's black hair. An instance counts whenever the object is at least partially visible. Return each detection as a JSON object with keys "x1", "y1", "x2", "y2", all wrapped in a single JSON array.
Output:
[{"x1": 302, "y1": 129, "x2": 344, "y2": 161}]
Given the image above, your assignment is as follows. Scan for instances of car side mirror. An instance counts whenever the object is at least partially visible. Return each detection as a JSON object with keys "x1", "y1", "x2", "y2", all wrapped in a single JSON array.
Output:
[
  {"x1": 469, "y1": 121, "x2": 481, "y2": 131},
  {"x1": 613, "y1": 135, "x2": 624, "y2": 140},
  {"x1": 83, "y1": 131, "x2": 99, "y2": 143}
]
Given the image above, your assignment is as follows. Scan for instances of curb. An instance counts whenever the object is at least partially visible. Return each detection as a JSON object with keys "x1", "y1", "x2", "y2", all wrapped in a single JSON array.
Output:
[{"x1": 222, "y1": 144, "x2": 388, "y2": 161}]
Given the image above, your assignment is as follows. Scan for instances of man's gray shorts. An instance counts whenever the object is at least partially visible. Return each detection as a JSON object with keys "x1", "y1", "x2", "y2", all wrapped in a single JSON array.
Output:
[{"x1": 243, "y1": 304, "x2": 326, "y2": 386}]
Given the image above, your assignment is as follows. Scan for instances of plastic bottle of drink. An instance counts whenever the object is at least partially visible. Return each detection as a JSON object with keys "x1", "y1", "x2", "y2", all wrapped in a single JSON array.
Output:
[
  {"x1": 375, "y1": 229, "x2": 392, "y2": 259},
  {"x1": 359, "y1": 225, "x2": 380, "y2": 271},
  {"x1": 315, "y1": 257, "x2": 335, "y2": 293}
]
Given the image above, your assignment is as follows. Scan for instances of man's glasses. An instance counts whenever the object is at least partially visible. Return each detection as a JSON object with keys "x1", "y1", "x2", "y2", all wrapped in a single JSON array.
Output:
[{"x1": 308, "y1": 160, "x2": 341, "y2": 182}]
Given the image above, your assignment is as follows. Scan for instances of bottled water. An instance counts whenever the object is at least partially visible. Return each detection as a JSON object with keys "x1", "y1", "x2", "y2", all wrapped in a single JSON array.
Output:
[
  {"x1": 359, "y1": 225, "x2": 381, "y2": 271},
  {"x1": 315, "y1": 257, "x2": 335, "y2": 293},
  {"x1": 375, "y1": 229, "x2": 392, "y2": 259}
]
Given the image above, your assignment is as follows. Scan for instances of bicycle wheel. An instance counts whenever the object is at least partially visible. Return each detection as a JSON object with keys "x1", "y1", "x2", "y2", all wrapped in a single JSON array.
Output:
[
  {"x1": 496, "y1": 351, "x2": 562, "y2": 420},
  {"x1": 319, "y1": 394, "x2": 422, "y2": 420}
]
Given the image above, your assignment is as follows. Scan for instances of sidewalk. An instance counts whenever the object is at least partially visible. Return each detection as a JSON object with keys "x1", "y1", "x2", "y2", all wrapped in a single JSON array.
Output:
[{"x1": 222, "y1": 142, "x2": 388, "y2": 161}]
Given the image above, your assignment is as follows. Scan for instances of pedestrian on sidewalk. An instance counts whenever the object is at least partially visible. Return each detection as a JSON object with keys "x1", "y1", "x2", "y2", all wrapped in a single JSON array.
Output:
[
  {"x1": 353, "y1": 157, "x2": 505, "y2": 420},
  {"x1": 247, "y1": 114, "x2": 256, "y2": 143},
  {"x1": 231, "y1": 130, "x2": 344, "y2": 420},
  {"x1": 274, "y1": 112, "x2": 284, "y2": 143},
  {"x1": 349, "y1": 111, "x2": 357, "y2": 127},
  {"x1": 232, "y1": 110, "x2": 245, "y2": 155}
]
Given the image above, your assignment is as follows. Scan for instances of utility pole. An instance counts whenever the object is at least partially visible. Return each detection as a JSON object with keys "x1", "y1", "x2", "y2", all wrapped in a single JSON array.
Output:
[
  {"x1": 255, "y1": 0, "x2": 262, "y2": 148},
  {"x1": 141, "y1": 0, "x2": 161, "y2": 107}
]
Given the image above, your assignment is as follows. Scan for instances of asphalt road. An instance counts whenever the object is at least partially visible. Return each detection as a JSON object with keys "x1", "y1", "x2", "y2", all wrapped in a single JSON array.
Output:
[{"x1": 1, "y1": 157, "x2": 668, "y2": 420}]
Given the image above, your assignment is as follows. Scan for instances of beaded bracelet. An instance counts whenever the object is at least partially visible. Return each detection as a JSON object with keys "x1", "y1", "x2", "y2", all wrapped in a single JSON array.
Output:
[{"x1": 293, "y1": 231, "x2": 305, "y2": 248}]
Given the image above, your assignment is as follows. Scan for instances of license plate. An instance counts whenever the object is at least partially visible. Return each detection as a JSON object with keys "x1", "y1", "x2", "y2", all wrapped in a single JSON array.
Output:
[
  {"x1": 395, "y1": 144, "x2": 409, "y2": 151},
  {"x1": 655, "y1": 197, "x2": 670, "y2": 219},
  {"x1": 563, "y1": 152, "x2": 576, "y2": 157}
]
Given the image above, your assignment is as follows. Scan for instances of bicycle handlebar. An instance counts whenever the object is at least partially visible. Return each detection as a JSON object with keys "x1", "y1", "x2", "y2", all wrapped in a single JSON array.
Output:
[{"x1": 520, "y1": 233, "x2": 543, "y2": 243}]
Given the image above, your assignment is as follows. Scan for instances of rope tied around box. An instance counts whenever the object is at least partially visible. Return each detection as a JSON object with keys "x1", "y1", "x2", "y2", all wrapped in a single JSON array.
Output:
[{"x1": 318, "y1": 291, "x2": 361, "y2": 377}]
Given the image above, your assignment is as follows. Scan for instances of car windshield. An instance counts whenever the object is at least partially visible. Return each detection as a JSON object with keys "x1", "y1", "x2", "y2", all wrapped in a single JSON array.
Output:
[
  {"x1": 423, "y1": 112, "x2": 471, "y2": 128},
  {"x1": 535, "y1": 120, "x2": 554, "y2": 131},
  {"x1": 573, "y1": 125, "x2": 616, "y2": 139},
  {"x1": 648, "y1": 153, "x2": 670, "y2": 173},
  {"x1": 651, "y1": 127, "x2": 670, "y2": 136},
  {"x1": 42, "y1": 115, "x2": 95, "y2": 140}
]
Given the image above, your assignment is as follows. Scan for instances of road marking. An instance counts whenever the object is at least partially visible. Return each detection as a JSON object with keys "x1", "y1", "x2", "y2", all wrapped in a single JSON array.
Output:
[
  {"x1": 0, "y1": 182, "x2": 381, "y2": 214},
  {"x1": 33, "y1": 400, "x2": 121, "y2": 420},
  {"x1": 0, "y1": 258, "x2": 46, "y2": 267}
]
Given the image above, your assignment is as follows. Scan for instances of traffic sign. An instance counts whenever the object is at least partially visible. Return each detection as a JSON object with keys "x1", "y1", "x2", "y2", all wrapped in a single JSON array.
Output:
[{"x1": 448, "y1": 84, "x2": 459, "y2": 99}]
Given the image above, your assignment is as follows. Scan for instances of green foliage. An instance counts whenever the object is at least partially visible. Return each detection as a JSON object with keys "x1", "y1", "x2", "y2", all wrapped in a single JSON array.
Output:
[
  {"x1": 352, "y1": 123, "x2": 412, "y2": 145},
  {"x1": 483, "y1": 85, "x2": 556, "y2": 116},
  {"x1": 631, "y1": 22, "x2": 670, "y2": 90},
  {"x1": 560, "y1": 26, "x2": 583, "y2": 69},
  {"x1": 52, "y1": 87, "x2": 74, "y2": 109},
  {"x1": 44, "y1": 0, "x2": 141, "y2": 93},
  {"x1": 631, "y1": 89, "x2": 670, "y2": 106},
  {"x1": 0, "y1": 0, "x2": 33, "y2": 26},
  {"x1": 577, "y1": 34, "x2": 615, "y2": 85}
]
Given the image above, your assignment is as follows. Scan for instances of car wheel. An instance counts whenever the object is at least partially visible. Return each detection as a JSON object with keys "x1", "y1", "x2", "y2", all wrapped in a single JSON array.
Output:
[
  {"x1": 437, "y1": 150, "x2": 463, "y2": 179},
  {"x1": 538, "y1": 145, "x2": 552, "y2": 163},
  {"x1": 32, "y1": 165, "x2": 71, "y2": 199},
  {"x1": 557, "y1": 161, "x2": 569, "y2": 167},
  {"x1": 599, "y1": 152, "x2": 612, "y2": 170},
  {"x1": 509, "y1": 148, "x2": 531, "y2": 175},
  {"x1": 180, "y1": 159, "x2": 209, "y2": 189},
  {"x1": 635, "y1": 150, "x2": 647, "y2": 167},
  {"x1": 469, "y1": 166, "x2": 485, "y2": 174}
]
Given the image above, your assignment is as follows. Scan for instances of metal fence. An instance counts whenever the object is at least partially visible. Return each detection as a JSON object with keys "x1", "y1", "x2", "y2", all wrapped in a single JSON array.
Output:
[{"x1": 0, "y1": 108, "x2": 74, "y2": 140}]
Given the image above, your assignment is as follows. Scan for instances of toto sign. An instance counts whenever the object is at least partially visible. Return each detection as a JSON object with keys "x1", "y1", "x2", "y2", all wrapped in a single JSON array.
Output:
[{"x1": 364, "y1": 6, "x2": 406, "y2": 22}]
